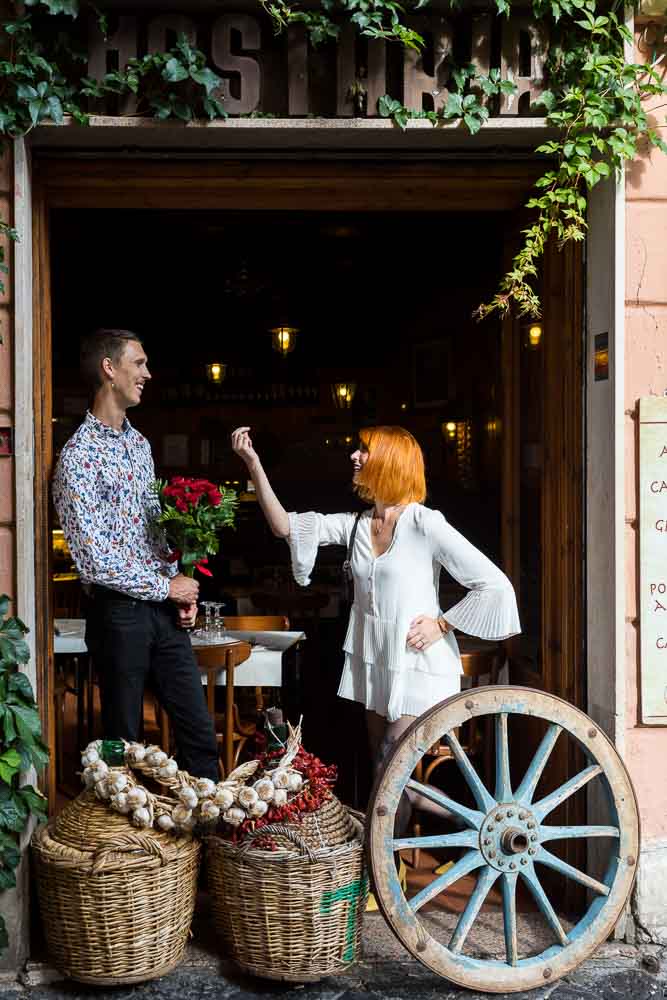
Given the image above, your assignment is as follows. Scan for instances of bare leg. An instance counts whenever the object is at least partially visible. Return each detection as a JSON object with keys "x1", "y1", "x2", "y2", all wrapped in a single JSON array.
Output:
[{"x1": 366, "y1": 711, "x2": 457, "y2": 827}]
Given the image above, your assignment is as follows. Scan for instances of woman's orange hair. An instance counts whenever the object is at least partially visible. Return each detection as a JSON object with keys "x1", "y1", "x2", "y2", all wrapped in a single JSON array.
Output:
[{"x1": 354, "y1": 426, "x2": 427, "y2": 506}]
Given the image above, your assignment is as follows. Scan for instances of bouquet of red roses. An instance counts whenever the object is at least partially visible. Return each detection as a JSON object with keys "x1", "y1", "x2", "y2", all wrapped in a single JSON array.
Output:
[{"x1": 153, "y1": 477, "x2": 238, "y2": 578}]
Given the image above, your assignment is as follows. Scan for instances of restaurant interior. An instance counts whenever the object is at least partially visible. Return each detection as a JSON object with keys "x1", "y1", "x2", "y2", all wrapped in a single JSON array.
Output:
[{"x1": 49, "y1": 206, "x2": 551, "y2": 905}]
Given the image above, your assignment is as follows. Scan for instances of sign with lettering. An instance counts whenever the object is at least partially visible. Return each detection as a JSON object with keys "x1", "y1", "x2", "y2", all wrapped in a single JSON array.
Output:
[
  {"x1": 639, "y1": 396, "x2": 667, "y2": 724},
  {"x1": 87, "y1": 10, "x2": 546, "y2": 118}
]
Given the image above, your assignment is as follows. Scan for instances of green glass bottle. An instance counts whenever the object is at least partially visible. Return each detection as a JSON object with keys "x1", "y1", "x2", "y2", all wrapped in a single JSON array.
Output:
[{"x1": 100, "y1": 739, "x2": 125, "y2": 766}]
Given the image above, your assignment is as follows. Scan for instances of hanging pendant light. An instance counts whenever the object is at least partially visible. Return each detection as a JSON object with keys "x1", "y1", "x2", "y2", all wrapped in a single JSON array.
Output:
[
  {"x1": 270, "y1": 325, "x2": 298, "y2": 357},
  {"x1": 206, "y1": 362, "x2": 226, "y2": 383},
  {"x1": 332, "y1": 382, "x2": 356, "y2": 409}
]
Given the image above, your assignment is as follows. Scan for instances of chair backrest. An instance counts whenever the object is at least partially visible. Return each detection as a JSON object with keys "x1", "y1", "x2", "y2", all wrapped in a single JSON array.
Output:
[
  {"x1": 193, "y1": 640, "x2": 251, "y2": 669},
  {"x1": 460, "y1": 648, "x2": 502, "y2": 687},
  {"x1": 223, "y1": 615, "x2": 290, "y2": 631}
]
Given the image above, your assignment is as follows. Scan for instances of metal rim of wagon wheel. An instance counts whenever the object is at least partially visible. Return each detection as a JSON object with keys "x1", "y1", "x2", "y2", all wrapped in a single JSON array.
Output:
[{"x1": 367, "y1": 686, "x2": 640, "y2": 994}]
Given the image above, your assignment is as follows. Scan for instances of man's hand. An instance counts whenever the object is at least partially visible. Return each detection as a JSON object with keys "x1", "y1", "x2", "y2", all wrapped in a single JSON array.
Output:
[
  {"x1": 406, "y1": 615, "x2": 443, "y2": 652},
  {"x1": 177, "y1": 601, "x2": 198, "y2": 629},
  {"x1": 168, "y1": 573, "x2": 199, "y2": 606}
]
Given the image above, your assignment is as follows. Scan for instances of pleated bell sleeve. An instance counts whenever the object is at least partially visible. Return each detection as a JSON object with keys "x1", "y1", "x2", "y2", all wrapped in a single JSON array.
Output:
[
  {"x1": 286, "y1": 511, "x2": 353, "y2": 586},
  {"x1": 428, "y1": 510, "x2": 521, "y2": 640}
]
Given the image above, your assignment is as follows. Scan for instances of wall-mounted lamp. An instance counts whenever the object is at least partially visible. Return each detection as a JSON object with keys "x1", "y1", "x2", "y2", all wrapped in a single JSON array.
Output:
[
  {"x1": 206, "y1": 362, "x2": 226, "y2": 383},
  {"x1": 270, "y1": 325, "x2": 298, "y2": 357},
  {"x1": 332, "y1": 382, "x2": 356, "y2": 409},
  {"x1": 524, "y1": 323, "x2": 543, "y2": 350},
  {"x1": 443, "y1": 421, "x2": 457, "y2": 441}
]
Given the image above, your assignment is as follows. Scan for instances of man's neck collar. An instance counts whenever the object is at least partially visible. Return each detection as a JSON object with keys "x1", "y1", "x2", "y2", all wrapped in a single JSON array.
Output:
[{"x1": 86, "y1": 409, "x2": 131, "y2": 436}]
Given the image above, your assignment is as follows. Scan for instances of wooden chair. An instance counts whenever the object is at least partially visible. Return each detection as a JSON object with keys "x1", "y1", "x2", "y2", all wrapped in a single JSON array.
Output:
[
  {"x1": 410, "y1": 643, "x2": 503, "y2": 868},
  {"x1": 194, "y1": 640, "x2": 252, "y2": 777},
  {"x1": 223, "y1": 615, "x2": 289, "y2": 715}
]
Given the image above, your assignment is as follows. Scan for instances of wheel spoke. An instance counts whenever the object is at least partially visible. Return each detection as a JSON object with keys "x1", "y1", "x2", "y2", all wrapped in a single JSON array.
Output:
[
  {"x1": 445, "y1": 731, "x2": 495, "y2": 813},
  {"x1": 520, "y1": 863, "x2": 569, "y2": 946},
  {"x1": 406, "y1": 778, "x2": 484, "y2": 829},
  {"x1": 494, "y1": 713, "x2": 512, "y2": 802},
  {"x1": 409, "y1": 849, "x2": 485, "y2": 913},
  {"x1": 449, "y1": 864, "x2": 500, "y2": 954},
  {"x1": 393, "y1": 830, "x2": 479, "y2": 852},
  {"x1": 501, "y1": 872, "x2": 518, "y2": 967},
  {"x1": 540, "y1": 824, "x2": 619, "y2": 843},
  {"x1": 514, "y1": 724, "x2": 562, "y2": 805},
  {"x1": 532, "y1": 764, "x2": 602, "y2": 821},
  {"x1": 535, "y1": 846, "x2": 610, "y2": 896}
]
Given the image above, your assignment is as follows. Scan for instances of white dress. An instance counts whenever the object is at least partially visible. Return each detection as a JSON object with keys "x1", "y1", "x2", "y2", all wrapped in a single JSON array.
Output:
[{"x1": 287, "y1": 502, "x2": 521, "y2": 723}]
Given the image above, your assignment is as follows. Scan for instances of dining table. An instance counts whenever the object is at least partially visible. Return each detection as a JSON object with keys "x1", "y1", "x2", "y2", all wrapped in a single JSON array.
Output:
[{"x1": 53, "y1": 619, "x2": 306, "y2": 754}]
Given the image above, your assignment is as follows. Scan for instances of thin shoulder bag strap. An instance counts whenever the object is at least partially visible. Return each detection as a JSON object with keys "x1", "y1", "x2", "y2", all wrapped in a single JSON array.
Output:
[{"x1": 343, "y1": 511, "x2": 363, "y2": 573}]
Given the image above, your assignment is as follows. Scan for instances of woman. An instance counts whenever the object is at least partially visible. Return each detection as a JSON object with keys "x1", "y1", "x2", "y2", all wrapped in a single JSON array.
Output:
[{"x1": 231, "y1": 424, "x2": 520, "y2": 809}]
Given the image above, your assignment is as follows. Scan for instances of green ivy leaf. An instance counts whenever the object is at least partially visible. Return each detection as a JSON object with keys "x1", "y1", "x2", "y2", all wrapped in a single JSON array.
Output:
[
  {"x1": 190, "y1": 67, "x2": 222, "y2": 96},
  {"x1": 17, "y1": 785, "x2": 48, "y2": 820},
  {"x1": 9, "y1": 704, "x2": 42, "y2": 745},
  {"x1": 8, "y1": 673, "x2": 34, "y2": 703},
  {"x1": 0, "y1": 868, "x2": 16, "y2": 891},
  {"x1": 0, "y1": 788, "x2": 28, "y2": 834},
  {"x1": 162, "y1": 59, "x2": 189, "y2": 84}
]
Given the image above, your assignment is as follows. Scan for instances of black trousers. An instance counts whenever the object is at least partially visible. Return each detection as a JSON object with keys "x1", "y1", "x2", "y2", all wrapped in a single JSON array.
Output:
[{"x1": 85, "y1": 587, "x2": 218, "y2": 781}]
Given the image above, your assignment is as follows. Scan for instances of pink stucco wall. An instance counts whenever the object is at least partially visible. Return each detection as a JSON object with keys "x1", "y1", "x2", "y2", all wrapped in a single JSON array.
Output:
[
  {"x1": 625, "y1": 113, "x2": 667, "y2": 840},
  {"x1": 0, "y1": 149, "x2": 13, "y2": 605}
]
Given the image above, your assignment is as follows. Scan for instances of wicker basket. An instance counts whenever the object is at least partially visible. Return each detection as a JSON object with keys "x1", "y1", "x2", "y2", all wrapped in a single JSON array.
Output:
[
  {"x1": 206, "y1": 796, "x2": 367, "y2": 982},
  {"x1": 32, "y1": 788, "x2": 201, "y2": 985}
]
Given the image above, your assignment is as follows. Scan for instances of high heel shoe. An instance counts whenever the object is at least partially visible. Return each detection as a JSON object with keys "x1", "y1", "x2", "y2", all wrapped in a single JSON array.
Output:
[{"x1": 366, "y1": 858, "x2": 407, "y2": 911}]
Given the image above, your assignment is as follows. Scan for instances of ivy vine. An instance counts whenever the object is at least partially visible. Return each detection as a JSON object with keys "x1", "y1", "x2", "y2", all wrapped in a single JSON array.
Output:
[
  {"x1": 0, "y1": 596, "x2": 48, "y2": 951},
  {"x1": 0, "y1": 0, "x2": 666, "y2": 314}
]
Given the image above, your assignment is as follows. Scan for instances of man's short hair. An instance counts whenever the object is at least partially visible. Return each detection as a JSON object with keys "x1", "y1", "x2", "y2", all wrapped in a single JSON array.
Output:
[{"x1": 80, "y1": 329, "x2": 143, "y2": 391}]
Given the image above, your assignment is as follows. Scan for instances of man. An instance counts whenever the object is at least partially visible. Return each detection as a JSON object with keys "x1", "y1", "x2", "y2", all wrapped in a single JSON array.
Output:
[{"x1": 52, "y1": 328, "x2": 218, "y2": 780}]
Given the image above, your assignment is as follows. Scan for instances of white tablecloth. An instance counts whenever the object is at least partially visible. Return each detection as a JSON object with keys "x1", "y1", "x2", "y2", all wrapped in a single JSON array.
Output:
[{"x1": 53, "y1": 620, "x2": 304, "y2": 688}]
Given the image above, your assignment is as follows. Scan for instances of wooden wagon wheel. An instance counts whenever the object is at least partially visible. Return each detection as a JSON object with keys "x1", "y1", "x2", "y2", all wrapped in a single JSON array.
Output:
[{"x1": 367, "y1": 687, "x2": 639, "y2": 994}]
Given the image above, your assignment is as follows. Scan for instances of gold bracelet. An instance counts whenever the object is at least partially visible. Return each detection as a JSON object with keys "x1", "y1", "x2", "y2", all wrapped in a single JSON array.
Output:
[{"x1": 437, "y1": 617, "x2": 450, "y2": 635}]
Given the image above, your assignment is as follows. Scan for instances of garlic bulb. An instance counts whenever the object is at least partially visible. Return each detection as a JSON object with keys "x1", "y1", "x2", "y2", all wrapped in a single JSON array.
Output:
[
  {"x1": 271, "y1": 768, "x2": 290, "y2": 789},
  {"x1": 273, "y1": 788, "x2": 288, "y2": 807},
  {"x1": 131, "y1": 807, "x2": 151, "y2": 828},
  {"x1": 126, "y1": 786, "x2": 148, "y2": 808},
  {"x1": 82, "y1": 767, "x2": 96, "y2": 789},
  {"x1": 90, "y1": 760, "x2": 109, "y2": 780},
  {"x1": 195, "y1": 778, "x2": 216, "y2": 799},
  {"x1": 223, "y1": 807, "x2": 246, "y2": 827},
  {"x1": 237, "y1": 786, "x2": 259, "y2": 809},
  {"x1": 147, "y1": 750, "x2": 168, "y2": 767},
  {"x1": 287, "y1": 771, "x2": 303, "y2": 793},
  {"x1": 213, "y1": 786, "x2": 235, "y2": 809},
  {"x1": 172, "y1": 804, "x2": 193, "y2": 826},
  {"x1": 200, "y1": 800, "x2": 220, "y2": 821},
  {"x1": 81, "y1": 748, "x2": 99, "y2": 767},
  {"x1": 94, "y1": 779, "x2": 110, "y2": 801},
  {"x1": 108, "y1": 772, "x2": 128, "y2": 794},
  {"x1": 158, "y1": 760, "x2": 178, "y2": 779},
  {"x1": 127, "y1": 743, "x2": 146, "y2": 763},
  {"x1": 156, "y1": 813, "x2": 175, "y2": 832},
  {"x1": 178, "y1": 786, "x2": 199, "y2": 809},
  {"x1": 253, "y1": 778, "x2": 275, "y2": 802},
  {"x1": 248, "y1": 799, "x2": 268, "y2": 819},
  {"x1": 110, "y1": 792, "x2": 131, "y2": 814}
]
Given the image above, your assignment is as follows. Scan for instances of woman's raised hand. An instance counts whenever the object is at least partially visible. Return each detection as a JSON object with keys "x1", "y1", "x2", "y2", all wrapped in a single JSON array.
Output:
[{"x1": 231, "y1": 426, "x2": 259, "y2": 468}]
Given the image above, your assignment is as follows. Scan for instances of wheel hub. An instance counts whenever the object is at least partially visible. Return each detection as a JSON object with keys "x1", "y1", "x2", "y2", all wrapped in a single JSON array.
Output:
[{"x1": 479, "y1": 804, "x2": 539, "y2": 871}]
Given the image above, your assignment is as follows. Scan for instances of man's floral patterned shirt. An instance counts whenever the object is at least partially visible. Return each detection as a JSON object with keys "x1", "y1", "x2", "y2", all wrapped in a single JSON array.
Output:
[{"x1": 52, "y1": 411, "x2": 176, "y2": 601}]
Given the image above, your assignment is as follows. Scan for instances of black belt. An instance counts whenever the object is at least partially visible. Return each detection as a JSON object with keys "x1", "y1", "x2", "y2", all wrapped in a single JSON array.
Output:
[{"x1": 89, "y1": 585, "x2": 165, "y2": 607}]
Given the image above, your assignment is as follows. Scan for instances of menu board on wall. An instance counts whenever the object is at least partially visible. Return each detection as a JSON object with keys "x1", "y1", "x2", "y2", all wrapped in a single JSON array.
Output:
[{"x1": 640, "y1": 396, "x2": 667, "y2": 725}]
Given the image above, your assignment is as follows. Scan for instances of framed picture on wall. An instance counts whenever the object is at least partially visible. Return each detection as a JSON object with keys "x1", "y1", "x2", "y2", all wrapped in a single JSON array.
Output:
[{"x1": 412, "y1": 339, "x2": 452, "y2": 408}]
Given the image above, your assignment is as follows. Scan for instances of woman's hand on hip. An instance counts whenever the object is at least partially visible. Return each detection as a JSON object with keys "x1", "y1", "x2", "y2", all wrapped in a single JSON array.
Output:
[
  {"x1": 406, "y1": 615, "x2": 442, "y2": 651},
  {"x1": 231, "y1": 426, "x2": 259, "y2": 469}
]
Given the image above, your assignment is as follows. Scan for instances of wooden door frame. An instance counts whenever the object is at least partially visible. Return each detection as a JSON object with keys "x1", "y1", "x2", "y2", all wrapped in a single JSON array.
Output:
[{"x1": 31, "y1": 154, "x2": 547, "y2": 807}]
